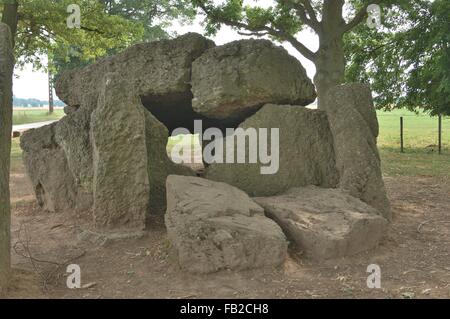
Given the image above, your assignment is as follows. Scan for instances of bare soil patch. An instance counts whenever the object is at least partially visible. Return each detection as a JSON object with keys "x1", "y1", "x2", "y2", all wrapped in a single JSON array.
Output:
[{"x1": 5, "y1": 170, "x2": 450, "y2": 299}]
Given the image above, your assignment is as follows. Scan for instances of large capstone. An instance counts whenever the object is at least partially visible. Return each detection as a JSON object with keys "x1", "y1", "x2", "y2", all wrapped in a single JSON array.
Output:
[
  {"x1": 191, "y1": 39, "x2": 316, "y2": 123},
  {"x1": 254, "y1": 186, "x2": 388, "y2": 260},
  {"x1": 55, "y1": 33, "x2": 215, "y2": 114},
  {"x1": 165, "y1": 175, "x2": 288, "y2": 274},
  {"x1": 323, "y1": 83, "x2": 391, "y2": 220},
  {"x1": 205, "y1": 104, "x2": 339, "y2": 196}
]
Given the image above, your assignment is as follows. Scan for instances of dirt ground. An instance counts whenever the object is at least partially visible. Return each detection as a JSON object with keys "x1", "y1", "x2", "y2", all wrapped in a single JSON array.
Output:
[{"x1": 4, "y1": 162, "x2": 450, "y2": 299}]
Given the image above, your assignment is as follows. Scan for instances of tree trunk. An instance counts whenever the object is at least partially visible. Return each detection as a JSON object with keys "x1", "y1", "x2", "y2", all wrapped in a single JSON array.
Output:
[
  {"x1": 0, "y1": 0, "x2": 17, "y2": 294},
  {"x1": 0, "y1": 23, "x2": 14, "y2": 294},
  {"x1": 1, "y1": 0, "x2": 19, "y2": 47},
  {"x1": 313, "y1": 37, "x2": 345, "y2": 109},
  {"x1": 314, "y1": 0, "x2": 346, "y2": 109}
]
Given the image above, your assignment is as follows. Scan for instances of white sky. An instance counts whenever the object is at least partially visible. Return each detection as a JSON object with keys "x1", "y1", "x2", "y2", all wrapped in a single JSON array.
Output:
[{"x1": 13, "y1": 18, "x2": 319, "y2": 101}]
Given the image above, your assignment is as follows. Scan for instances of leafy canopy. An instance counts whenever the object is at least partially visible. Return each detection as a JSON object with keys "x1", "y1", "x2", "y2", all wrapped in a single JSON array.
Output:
[
  {"x1": 1, "y1": 0, "x2": 196, "y2": 73},
  {"x1": 345, "y1": 0, "x2": 450, "y2": 115}
]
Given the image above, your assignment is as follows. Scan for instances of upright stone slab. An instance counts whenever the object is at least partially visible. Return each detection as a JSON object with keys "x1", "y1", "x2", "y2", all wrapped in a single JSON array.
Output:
[
  {"x1": 54, "y1": 107, "x2": 94, "y2": 211},
  {"x1": 21, "y1": 124, "x2": 77, "y2": 212},
  {"x1": 90, "y1": 74, "x2": 195, "y2": 230},
  {"x1": 165, "y1": 175, "x2": 288, "y2": 273},
  {"x1": 191, "y1": 39, "x2": 316, "y2": 123},
  {"x1": 0, "y1": 23, "x2": 14, "y2": 290},
  {"x1": 91, "y1": 75, "x2": 150, "y2": 231},
  {"x1": 324, "y1": 84, "x2": 391, "y2": 220},
  {"x1": 205, "y1": 104, "x2": 339, "y2": 197}
]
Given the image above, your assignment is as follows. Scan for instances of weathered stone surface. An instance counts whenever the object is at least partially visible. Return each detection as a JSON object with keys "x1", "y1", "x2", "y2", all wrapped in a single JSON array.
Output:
[
  {"x1": 254, "y1": 186, "x2": 388, "y2": 260},
  {"x1": 55, "y1": 33, "x2": 215, "y2": 112},
  {"x1": 205, "y1": 104, "x2": 339, "y2": 197},
  {"x1": 20, "y1": 124, "x2": 77, "y2": 212},
  {"x1": 324, "y1": 84, "x2": 391, "y2": 220},
  {"x1": 91, "y1": 75, "x2": 150, "y2": 230},
  {"x1": 0, "y1": 22, "x2": 14, "y2": 288},
  {"x1": 91, "y1": 74, "x2": 195, "y2": 230},
  {"x1": 191, "y1": 39, "x2": 316, "y2": 122},
  {"x1": 54, "y1": 107, "x2": 93, "y2": 210},
  {"x1": 165, "y1": 175, "x2": 288, "y2": 273}
]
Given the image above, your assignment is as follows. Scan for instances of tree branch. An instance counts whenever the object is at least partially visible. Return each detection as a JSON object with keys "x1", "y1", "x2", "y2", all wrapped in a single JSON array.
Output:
[
  {"x1": 341, "y1": 0, "x2": 383, "y2": 34},
  {"x1": 278, "y1": 0, "x2": 321, "y2": 32},
  {"x1": 299, "y1": 0, "x2": 319, "y2": 25},
  {"x1": 197, "y1": 1, "x2": 317, "y2": 62}
]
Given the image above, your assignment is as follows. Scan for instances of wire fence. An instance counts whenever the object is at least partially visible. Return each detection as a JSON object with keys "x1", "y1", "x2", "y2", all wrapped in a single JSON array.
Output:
[{"x1": 377, "y1": 113, "x2": 449, "y2": 154}]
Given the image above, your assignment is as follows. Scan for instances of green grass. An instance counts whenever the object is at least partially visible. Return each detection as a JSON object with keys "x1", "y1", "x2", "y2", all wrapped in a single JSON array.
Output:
[
  {"x1": 10, "y1": 138, "x2": 23, "y2": 173},
  {"x1": 13, "y1": 109, "x2": 65, "y2": 126},
  {"x1": 377, "y1": 109, "x2": 450, "y2": 177}
]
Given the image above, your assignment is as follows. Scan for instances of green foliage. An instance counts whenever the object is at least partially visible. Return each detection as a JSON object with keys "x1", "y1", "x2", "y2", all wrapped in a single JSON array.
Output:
[
  {"x1": 345, "y1": 0, "x2": 450, "y2": 115},
  {"x1": 1, "y1": 0, "x2": 196, "y2": 76},
  {"x1": 51, "y1": 0, "x2": 196, "y2": 77},
  {"x1": 0, "y1": 0, "x2": 144, "y2": 70},
  {"x1": 98, "y1": 0, "x2": 196, "y2": 41},
  {"x1": 193, "y1": 0, "x2": 302, "y2": 38}
]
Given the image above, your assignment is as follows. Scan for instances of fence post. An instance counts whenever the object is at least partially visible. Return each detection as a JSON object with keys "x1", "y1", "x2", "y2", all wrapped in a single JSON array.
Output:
[
  {"x1": 438, "y1": 115, "x2": 442, "y2": 155},
  {"x1": 400, "y1": 116, "x2": 404, "y2": 153}
]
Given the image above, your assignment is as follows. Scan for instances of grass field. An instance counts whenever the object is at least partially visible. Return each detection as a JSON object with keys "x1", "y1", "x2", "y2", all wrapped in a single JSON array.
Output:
[
  {"x1": 9, "y1": 108, "x2": 450, "y2": 178},
  {"x1": 377, "y1": 109, "x2": 450, "y2": 177},
  {"x1": 13, "y1": 109, "x2": 65, "y2": 125}
]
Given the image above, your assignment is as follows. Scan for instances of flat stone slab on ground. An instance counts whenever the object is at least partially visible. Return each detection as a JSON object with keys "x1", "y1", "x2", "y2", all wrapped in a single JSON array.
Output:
[{"x1": 254, "y1": 186, "x2": 388, "y2": 260}]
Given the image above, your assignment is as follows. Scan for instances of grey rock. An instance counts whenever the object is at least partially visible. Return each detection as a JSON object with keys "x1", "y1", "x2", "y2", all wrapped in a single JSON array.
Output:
[
  {"x1": 54, "y1": 107, "x2": 93, "y2": 208},
  {"x1": 90, "y1": 75, "x2": 150, "y2": 231},
  {"x1": 20, "y1": 124, "x2": 77, "y2": 212},
  {"x1": 191, "y1": 39, "x2": 316, "y2": 122},
  {"x1": 165, "y1": 175, "x2": 288, "y2": 274},
  {"x1": 323, "y1": 83, "x2": 391, "y2": 220},
  {"x1": 55, "y1": 33, "x2": 215, "y2": 113},
  {"x1": 254, "y1": 186, "x2": 388, "y2": 260},
  {"x1": 205, "y1": 104, "x2": 339, "y2": 196},
  {"x1": 91, "y1": 74, "x2": 194, "y2": 231}
]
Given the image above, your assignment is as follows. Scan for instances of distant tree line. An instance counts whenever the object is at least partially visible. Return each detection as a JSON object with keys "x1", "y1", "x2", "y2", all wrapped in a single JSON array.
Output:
[{"x1": 13, "y1": 95, "x2": 65, "y2": 108}]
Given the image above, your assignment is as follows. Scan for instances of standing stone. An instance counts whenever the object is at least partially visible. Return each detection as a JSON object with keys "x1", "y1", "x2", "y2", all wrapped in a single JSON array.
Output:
[
  {"x1": 91, "y1": 74, "x2": 194, "y2": 231},
  {"x1": 191, "y1": 39, "x2": 316, "y2": 122},
  {"x1": 205, "y1": 104, "x2": 339, "y2": 197},
  {"x1": 54, "y1": 107, "x2": 93, "y2": 211},
  {"x1": 254, "y1": 186, "x2": 388, "y2": 260},
  {"x1": 0, "y1": 23, "x2": 14, "y2": 291},
  {"x1": 323, "y1": 84, "x2": 391, "y2": 220},
  {"x1": 21, "y1": 124, "x2": 77, "y2": 212},
  {"x1": 91, "y1": 75, "x2": 150, "y2": 231},
  {"x1": 165, "y1": 175, "x2": 288, "y2": 274}
]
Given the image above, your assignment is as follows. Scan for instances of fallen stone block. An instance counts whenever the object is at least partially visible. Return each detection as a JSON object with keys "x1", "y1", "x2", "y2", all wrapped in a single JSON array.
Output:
[
  {"x1": 254, "y1": 186, "x2": 388, "y2": 260},
  {"x1": 165, "y1": 175, "x2": 288, "y2": 273}
]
